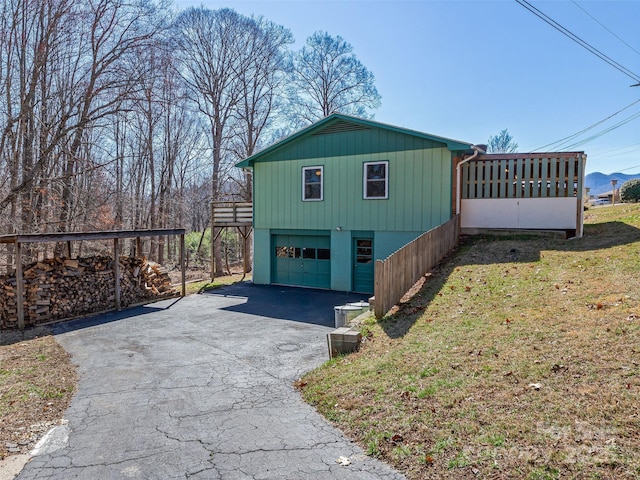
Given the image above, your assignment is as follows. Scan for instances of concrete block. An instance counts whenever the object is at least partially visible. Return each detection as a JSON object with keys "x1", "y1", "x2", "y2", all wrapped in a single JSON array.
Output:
[{"x1": 327, "y1": 327, "x2": 362, "y2": 358}]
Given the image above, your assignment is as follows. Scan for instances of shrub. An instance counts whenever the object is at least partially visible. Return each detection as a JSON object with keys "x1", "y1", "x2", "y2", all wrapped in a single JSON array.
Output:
[{"x1": 620, "y1": 179, "x2": 640, "y2": 203}]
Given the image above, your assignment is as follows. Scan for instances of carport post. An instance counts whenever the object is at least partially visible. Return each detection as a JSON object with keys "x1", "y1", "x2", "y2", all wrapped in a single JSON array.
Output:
[
  {"x1": 113, "y1": 238, "x2": 121, "y2": 310},
  {"x1": 15, "y1": 240, "x2": 25, "y2": 330},
  {"x1": 210, "y1": 227, "x2": 224, "y2": 282},
  {"x1": 180, "y1": 233, "x2": 186, "y2": 297}
]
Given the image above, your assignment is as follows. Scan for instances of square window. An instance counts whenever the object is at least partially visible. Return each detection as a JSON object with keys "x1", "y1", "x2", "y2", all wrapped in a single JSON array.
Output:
[
  {"x1": 303, "y1": 166, "x2": 323, "y2": 201},
  {"x1": 317, "y1": 248, "x2": 331, "y2": 260},
  {"x1": 364, "y1": 161, "x2": 388, "y2": 199}
]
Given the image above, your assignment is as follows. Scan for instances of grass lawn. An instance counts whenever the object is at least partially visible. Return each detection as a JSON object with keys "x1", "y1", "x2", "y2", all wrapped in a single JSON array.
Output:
[
  {"x1": 301, "y1": 204, "x2": 640, "y2": 480},
  {"x1": 185, "y1": 272, "x2": 252, "y2": 295}
]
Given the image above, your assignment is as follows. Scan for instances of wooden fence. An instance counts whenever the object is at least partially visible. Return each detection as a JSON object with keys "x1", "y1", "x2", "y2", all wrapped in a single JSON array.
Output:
[
  {"x1": 461, "y1": 153, "x2": 585, "y2": 200},
  {"x1": 374, "y1": 216, "x2": 459, "y2": 318}
]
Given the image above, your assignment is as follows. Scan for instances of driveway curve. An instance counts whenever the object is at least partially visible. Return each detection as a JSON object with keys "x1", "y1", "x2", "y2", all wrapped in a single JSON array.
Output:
[{"x1": 17, "y1": 283, "x2": 405, "y2": 480}]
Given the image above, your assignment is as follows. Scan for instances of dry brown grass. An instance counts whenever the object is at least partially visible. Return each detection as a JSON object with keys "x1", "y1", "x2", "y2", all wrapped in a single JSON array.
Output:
[
  {"x1": 0, "y1": 331, "x2": 76, "y2": 460},
  {"x1": 302, "y1": 204, "x2": 640, "y2": 480}
]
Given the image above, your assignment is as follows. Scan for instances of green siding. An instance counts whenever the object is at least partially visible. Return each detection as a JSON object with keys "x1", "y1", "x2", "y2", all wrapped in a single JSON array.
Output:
[
  {"x1": 375, "y1": 231, "x2": 424, "y2": 260},
  {"x1": 257, "y1": 126, "x2": 443, "y2": 162},
  {"x1": 254, "y1": 146, "x2": 453, "y2": 233},
  {"x1": 252, "y1": 229, "x2": 426, "y2": 293},
  {"x1": 248, "y1": 119, "x2": 467, "y2": 293},
  {"x1": 252, "y1": 229, "x2": 271, "y2": 285}
]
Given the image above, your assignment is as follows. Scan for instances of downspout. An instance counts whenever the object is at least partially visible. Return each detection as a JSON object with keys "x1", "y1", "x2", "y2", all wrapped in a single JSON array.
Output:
[{"x1": 455, "y1": 144, "x2": 485, "y2": 216}]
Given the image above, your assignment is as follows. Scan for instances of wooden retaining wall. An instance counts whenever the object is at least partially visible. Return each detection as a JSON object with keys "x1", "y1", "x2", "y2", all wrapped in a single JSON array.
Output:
[{"x1": 374, "y1": 216, "x2": 459, "y2": 318}]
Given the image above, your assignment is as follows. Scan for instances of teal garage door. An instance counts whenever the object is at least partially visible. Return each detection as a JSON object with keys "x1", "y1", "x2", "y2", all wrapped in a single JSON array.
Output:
[{"x1": 272, "y1": 234, "x2": 331, "y2": 289}]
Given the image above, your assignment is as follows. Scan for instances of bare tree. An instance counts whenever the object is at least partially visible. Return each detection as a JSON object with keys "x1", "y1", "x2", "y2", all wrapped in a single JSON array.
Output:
[
  {"x1": 487, "y1": 129, "x2": 518, "y2": 153},
  {"x1": 289, "y1": 31, "x2": 381, "y2": 125},
  {"x1": 172, "y1": 8, "x2": 247, "y2": 202},
  {"x1": 229, "y1": 16, "x2": 292, "y2": 204},
  {"x1": 172, "y1": 7, "x2": 292, "y2": 274},
  {"x1": 55, "y1": 0, "x2": 164, "y2": 236},
  {"x1": 0, "y1": 2, "x2": 382, "y2": 271},
  {"x1": 0, "y1": 0, "x2": 165, "y2": 238},
  {"x1": 0, "y1": 0, "x2": 75, "y2": 233},
  {"x1": 230, "y1": 17, "x2": 292, "y2": 160}
]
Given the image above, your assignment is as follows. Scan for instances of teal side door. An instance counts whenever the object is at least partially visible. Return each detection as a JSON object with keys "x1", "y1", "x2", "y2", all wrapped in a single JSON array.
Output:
[
  {"x1": 272, "y1": 234, "x2": 330, "y2": 289},
  {"x1": 352, "y1": 237, "x2": 374, "y2": 294}
]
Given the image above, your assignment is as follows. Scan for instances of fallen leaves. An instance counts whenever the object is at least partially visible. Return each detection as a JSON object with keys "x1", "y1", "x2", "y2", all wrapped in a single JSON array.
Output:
[
  {"x1": 293, "y1": 379, "x2": 307, "y2": 390},
  {"x1": 551, "y1": 364, "x2": 568, "y2": 374}
]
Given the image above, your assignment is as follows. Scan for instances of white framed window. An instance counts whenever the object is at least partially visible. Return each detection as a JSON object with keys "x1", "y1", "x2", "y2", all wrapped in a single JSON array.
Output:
[
  {"x1": 363, "y1": 161, "x2": 388, "y2": 199},
  {"x1": 302, "y1": 166, "x2": 323, "y2": 201}
]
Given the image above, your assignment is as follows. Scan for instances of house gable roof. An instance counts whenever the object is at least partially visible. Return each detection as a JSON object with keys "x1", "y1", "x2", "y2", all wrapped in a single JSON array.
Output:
[{"x1": 236, "y1": 113, "x2": 473, "y2": 168}]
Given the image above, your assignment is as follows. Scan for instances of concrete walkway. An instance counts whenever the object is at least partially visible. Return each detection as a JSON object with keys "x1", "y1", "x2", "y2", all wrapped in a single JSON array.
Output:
[{"x1": 17, "y1": 283, "x2": 404, "y2": 479}]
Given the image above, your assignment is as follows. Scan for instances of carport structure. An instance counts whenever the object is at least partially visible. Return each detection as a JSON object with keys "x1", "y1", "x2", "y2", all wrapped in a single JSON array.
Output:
[{"x1": 0, "y1": 228, "x2": 186, "y2": 330}]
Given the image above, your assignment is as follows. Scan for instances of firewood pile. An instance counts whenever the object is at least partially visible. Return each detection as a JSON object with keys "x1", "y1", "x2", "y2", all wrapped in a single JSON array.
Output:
[{"x1": 0, "y1": 256, "x2": 177, "y2": 329}]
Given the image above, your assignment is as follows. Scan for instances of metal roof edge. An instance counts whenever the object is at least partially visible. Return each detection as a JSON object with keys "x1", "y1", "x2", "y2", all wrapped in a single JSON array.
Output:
[{"x1": 235, "y1": 113, "x2": 474, "y2": 168}]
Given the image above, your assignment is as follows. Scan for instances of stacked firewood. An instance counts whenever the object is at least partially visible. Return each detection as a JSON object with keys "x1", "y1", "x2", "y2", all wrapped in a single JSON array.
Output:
[{"x1": 0, "y1": 256, "x2": 177, "y2": 329}]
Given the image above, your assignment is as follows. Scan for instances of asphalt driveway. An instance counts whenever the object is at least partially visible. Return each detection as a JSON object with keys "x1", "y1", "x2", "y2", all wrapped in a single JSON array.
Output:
[{"x1": 17, "y1": 283, "x2": 404, "y2": 479}]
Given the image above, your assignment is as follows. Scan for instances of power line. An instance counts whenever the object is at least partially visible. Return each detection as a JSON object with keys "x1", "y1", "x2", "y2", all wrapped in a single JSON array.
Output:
[
  {"x1": 571, "y1": 1, "x2": 640, "y2": 58},
  {"x1": 561, "y1": 110, "x2": 640, "y2": 150},
  {"x1": 618, "y1": 164, "x2": 640, "y2": 173},
  {"x1": 593, "y1": 149, "x2": 640, "y2": 160},
  {"x1": 534, "y1": 98, "x2": 640, "y2": 151},
  {"x1": 515, "y1": 0, "x2": 640, "y2": 84},
  {"x1": 588, "y1": 143, "x2": 640, "y2": 158}
]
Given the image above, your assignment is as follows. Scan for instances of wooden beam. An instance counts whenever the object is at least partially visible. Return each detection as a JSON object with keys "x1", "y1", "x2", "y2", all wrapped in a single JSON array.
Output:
[
  {"x1": 15, "y1": 241, "x2": 24, "y2": 330},
  {"x1": 236, "y1": 226, "x2": 252, "y2": 277},
  {"x1": 113, "y1": 238, "x2": 121, "y2": 310},
  {"x1": 180, "y1": 233, "x2": 186, "y2": 297},
  {"x1": 211, "y1": 202, "x2": 216, "y2": 282},
  {"x1": 210, "y1": 226, "x2": 225, "y2": 281},
  {"x1": 0, "y1": 228, "x2": 186, "y2": 245},
  {"x1": 210, "y1": 222, "x2": 253, "y2": 227}
]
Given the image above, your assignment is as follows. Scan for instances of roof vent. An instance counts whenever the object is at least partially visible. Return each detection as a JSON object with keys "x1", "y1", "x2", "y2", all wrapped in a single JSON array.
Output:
[{"x1": 313, "y1": 120, "x2": 370, "y2": 136}]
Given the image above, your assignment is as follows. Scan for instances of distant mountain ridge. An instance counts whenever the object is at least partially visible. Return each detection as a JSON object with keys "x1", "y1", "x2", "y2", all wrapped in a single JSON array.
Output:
[{"x1": 585, "y1": 172, "x2": 640, "y2": 196}]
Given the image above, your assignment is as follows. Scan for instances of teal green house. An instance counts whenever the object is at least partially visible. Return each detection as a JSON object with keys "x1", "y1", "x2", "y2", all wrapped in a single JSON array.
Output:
[{"x1": 236, "y1": 114, "x2": 473, "y2": 294}]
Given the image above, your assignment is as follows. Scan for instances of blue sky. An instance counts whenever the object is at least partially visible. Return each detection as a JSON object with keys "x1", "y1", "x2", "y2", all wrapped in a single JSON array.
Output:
[{"x1": 172, "y1": 0, "x2": 640, "y2": 175}]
